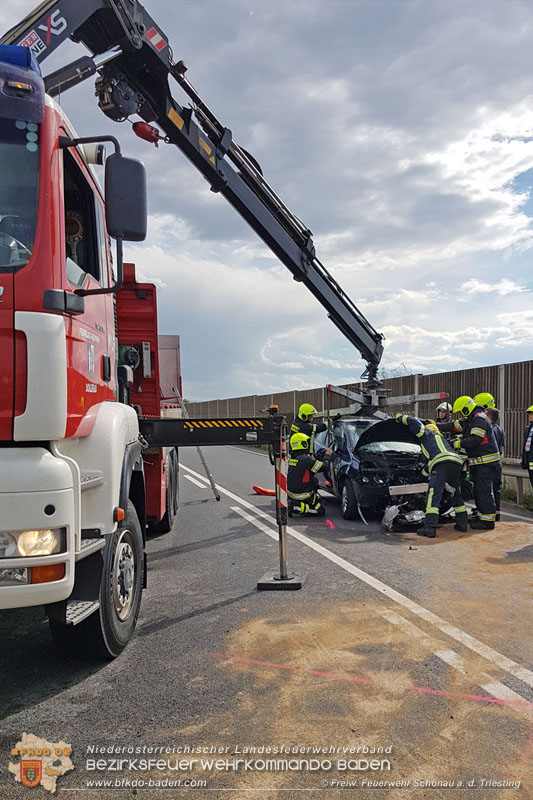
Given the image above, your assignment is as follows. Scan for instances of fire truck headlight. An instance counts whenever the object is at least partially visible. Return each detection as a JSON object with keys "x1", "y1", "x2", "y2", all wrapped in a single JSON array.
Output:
[
  {"x1": 16, "y1": 529, "x2": 64, "y2": 557},
  {"x1": 0, "y1": 533, "x2": 17, "y2": 558}
]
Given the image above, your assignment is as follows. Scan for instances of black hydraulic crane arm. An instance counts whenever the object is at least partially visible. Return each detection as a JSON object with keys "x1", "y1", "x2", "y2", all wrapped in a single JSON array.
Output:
[{"x1": 2, "y1": 0, "x2": 385, "y2": 384}]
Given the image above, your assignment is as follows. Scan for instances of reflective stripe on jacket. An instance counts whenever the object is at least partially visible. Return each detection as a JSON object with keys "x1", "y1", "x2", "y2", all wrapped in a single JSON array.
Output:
[{"x1": 398, "y1": 415, "x2": 462, "y2": 474}]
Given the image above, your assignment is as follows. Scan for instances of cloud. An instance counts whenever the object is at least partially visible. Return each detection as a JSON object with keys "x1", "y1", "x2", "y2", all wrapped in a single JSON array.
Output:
[
  {"x1": 461, "y1": 278, "x2": 528, "y2": 296},
  {"x1": 2, "y1": 1, "x2": 533, "y2": 399}
]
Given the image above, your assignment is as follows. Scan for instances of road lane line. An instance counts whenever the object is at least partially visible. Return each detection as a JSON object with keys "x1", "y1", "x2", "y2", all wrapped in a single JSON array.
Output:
[
  {"x1": 231, "y1": 506, "x2": 277, "y2": 541},
  {"x1": 434, "y1": 650, "x2": 467, "y2": 674},
  {"x1": 382, "y1": 612, "x2": 531, "y2": 702},
  {"x1": 184, "y1": 474, "x2": 209, "y2": 488},
  {"x1": 480, "y1": 681, "x2": 531, "y2": 704},
  {"x1": 181, "y1": 463, "x2": 533, "y2": 690}
]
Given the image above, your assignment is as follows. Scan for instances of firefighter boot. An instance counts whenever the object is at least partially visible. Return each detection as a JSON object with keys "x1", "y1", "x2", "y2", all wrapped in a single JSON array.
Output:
[
  {"x1": 469, "y1": 519, "x2": 495, "y2": 530},
  {"x1": 454, "y1": 522, "x2": 467, "y2": 532},
  {"x1": 417, "y1": 526, "x2": 437, "y2": 538}
]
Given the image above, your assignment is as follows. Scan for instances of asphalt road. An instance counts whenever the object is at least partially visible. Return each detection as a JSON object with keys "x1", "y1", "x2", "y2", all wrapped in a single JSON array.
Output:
[{"x1": 0, "y1": 444, "x2": 532, "y2": 800}]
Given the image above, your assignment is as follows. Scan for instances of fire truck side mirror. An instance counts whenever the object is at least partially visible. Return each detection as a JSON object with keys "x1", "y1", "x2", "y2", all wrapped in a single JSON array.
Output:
[{"x1": 105, "y1": 153, "x2": 147, "y2": 242}]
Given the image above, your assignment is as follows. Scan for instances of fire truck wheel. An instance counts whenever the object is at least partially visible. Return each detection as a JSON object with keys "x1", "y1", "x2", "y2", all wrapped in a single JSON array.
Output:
[
  {"x1": 49, "y1": 501, "x2": 144, "y2": 659},
  {"x1": 158, "y1": 451, "x2": 178, "y2": 533},
  {"x1": 341, "y1": 479, "x2": 358, "y2": 520}
]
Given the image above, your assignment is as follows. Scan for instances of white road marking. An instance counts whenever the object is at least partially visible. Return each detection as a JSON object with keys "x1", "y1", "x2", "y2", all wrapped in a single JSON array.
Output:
[
  {"x1": 232, "y1": 507, "x2": 278, "y2": 541},
  {"x1": 479, "y1": 681, "x2": 530, "y2": 704},
  {"x1": 180, "y1": 463, "x2": 533, "y2": 691},
  {"x1": 434, "y1": 650, "x2": 467, "y2": 674},
  {"x1": 184, "y1": 474, "x2": 209, "y2": 489}
]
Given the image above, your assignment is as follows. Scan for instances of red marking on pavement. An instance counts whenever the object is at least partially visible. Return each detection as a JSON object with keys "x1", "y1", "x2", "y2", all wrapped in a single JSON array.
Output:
[
  {"x1": 211, "y1": 653, "x2": 372, "y2": 684},
  {"x1": 307, "y1": 669, "x2": 373, "y2": 685},
  {"x1": 211, "y1": 653, "x2": 533, "y2": 709},
  {"x1": 407, "y1": 685, "x2": 533, "y2": 708},
  {"x1": 291, "y1": 520, "x2": 336, "y2": 529},
  {"x1": 210, "y1": 653, "x2": 297, "y2": 672}
]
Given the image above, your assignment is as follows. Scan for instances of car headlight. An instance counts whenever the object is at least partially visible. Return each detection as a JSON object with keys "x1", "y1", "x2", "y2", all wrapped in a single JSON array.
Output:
[{"x1": 0, "y1": 529, "x2": 65, "y2": 558}]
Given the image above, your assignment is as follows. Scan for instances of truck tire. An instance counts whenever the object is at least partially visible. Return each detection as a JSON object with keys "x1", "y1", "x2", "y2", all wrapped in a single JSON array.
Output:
[
  {"x1": 341, "y1": 479, "x2": 358, "y2": 520},
  {"x1": 158, "y1": 450, "x2": 178, "y2": 534},
  {"x1": 49, "y1": 500, "x2": 144, "y2": 659}
]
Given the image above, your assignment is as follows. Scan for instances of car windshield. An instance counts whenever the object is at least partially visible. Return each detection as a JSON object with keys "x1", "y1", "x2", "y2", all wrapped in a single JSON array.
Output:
[
  {"x1": 359, "y1": 440, "x2": 421, "y2": 455},
  {"x1": 342, "y1": 421, "x2": 373, "y2": 447},
  {"x1": 0, "y1": 118, "x2": 40, "y2": 270},
  {"x1": 314, "y1": 420, "x2": 373, "y2": 455}
]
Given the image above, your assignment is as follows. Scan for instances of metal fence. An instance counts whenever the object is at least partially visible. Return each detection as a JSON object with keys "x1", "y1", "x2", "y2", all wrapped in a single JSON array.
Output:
[{"x1": 185, "y1": 359, "x2": 533, "y2": 460}]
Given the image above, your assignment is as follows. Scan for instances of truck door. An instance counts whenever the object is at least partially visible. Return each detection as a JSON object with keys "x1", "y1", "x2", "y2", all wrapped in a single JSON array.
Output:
[
  {"x1": 0, "y1": 117, "x2": 40, "y2": 440},
  {"x1": 62, "y1": 148, "x2": 114, "y2": 437}
]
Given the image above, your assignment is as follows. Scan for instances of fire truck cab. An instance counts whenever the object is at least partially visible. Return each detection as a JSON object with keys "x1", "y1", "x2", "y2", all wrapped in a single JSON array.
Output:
[{"x1": 0, "y1": 45, "x2": 150, "y2": 658}]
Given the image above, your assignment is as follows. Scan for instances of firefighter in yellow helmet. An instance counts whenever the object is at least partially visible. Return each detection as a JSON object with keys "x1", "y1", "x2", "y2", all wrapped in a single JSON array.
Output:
[
  {"x1": 290, "y1": 402, "x2": 327, "y2": 453},
  {"x1": 287, "y1": 432, "x2": 332, "y2": 516},
  {"x1": 521, "y1": 405, "x2": 533, "y2": 490},
  {"x1": 395, "y1": 414, "x2": 467, "y2": 537},
  {"x1": 473, "y1": 392, "x2": 496, "y2": 409},
  {"x1": 452, "y1": 396, "x2": 500, "y2": 530}
]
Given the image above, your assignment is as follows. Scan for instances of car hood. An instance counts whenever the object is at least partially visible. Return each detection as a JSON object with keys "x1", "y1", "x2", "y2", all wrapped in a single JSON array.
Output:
[{"x1": 354, "y1": 418, "x2": 419, "y2": 452}]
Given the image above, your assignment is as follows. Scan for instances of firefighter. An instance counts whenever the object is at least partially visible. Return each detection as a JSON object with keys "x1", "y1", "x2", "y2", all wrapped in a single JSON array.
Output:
[
  {"x1": 473, "y1": 392, "x2": 496, "y2": 409},
  {"x1": 436, "y1": 402, "x2": 453, "y2": 423},
  {"x1": 290, "y1": 403, "x2": 327, "y2": 453},
  {"x1": 521, "y1": 405, "x2": 533, "y2": 490},
  {"x1": 452, "y1": 396, "x2": 500, "y2": 530},
  {"x1": 436, "y1": 401, "x2": 454, "y2": 441},
  {"x1": 395, "y1": 414, "x2": 467, "y2": 538},
  {"x1": 287, "y1": 432, "x2": 331, "y2": 516}
]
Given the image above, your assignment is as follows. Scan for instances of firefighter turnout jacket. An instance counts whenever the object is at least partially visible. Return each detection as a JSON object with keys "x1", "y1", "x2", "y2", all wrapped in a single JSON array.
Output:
[
  {"x1": 287, "y1": 452, "x2": 327, "y2": 500},
  {"x1": 457, "y1": 407, "x2": 500, "y2": 465},
  {"x1": 396, "y1": 415, "x2": 462, "y2": 473},
  {"x1": 290, "y1": 416, "x2": 327, "y2": 452}
]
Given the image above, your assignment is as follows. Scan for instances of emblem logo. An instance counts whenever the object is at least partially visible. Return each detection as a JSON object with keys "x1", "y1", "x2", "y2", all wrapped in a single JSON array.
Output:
[
  {"x1": 20, "y1": 760, "x2": 42, "y2": 788},
  {"x1": 9, "y1": 734, "x2": 73, "y2": 793}
]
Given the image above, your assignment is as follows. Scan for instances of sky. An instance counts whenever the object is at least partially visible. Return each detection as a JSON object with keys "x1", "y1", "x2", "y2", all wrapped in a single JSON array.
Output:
[{"x1": 2, "y1": 0, "x2": 533, "y2": 401}]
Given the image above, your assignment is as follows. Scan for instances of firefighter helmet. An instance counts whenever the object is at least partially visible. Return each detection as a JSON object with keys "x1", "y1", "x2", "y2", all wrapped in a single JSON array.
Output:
[
  {"x1": 526, "y1": 405, "x2": 533, "y2": 413},
  {"x1": 436, "y1": 402, "x2": 453, "y2": 413},
  {"x1": 473, "y1": 392, "x2": 495, "y2": 409},
  {"x1": 290, "y1": 432, "x2": 310, "y2": 451},
  {"x1": 424, "y1": 420, "x2": 440, "y2": 434},
  {"x1": 453, "y1": 396, "x2": 476, "y2": 418},
  {"x1": 298, "y1": 403, "x2": 317, "y2": 421}
]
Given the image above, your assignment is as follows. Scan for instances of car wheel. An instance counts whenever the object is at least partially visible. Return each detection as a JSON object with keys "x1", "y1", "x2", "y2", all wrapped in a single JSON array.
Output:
[{"x1": 341, "y1": 480, "x2": 358, "y2": 520}]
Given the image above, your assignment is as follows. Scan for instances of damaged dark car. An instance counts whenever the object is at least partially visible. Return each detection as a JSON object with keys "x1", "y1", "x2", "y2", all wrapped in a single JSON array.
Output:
[{"x1": 315, "y1": 417, "x2": 428, "y2": 527}]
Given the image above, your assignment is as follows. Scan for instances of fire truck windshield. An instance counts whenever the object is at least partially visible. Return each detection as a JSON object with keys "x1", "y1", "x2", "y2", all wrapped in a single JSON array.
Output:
[{"x1": 0, "y1": 117, "x2": 39, "y2": 270}]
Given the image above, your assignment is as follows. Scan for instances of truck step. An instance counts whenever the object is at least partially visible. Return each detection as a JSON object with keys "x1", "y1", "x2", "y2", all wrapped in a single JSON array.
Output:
[
  {"x1": 75, "y1": 538, "x2": 105, "y2": 561},
  {"x1": 80, "y1": 471, "x2": 104, "y2": 491},
  {"x1": 65, "y1": 600, "x2": 100, "y2": 626}
]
